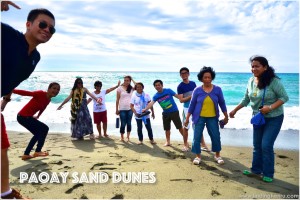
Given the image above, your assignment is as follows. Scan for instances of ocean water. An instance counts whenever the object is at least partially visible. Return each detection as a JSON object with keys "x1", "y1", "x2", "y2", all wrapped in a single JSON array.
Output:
[{"x1": 3, "y1": 71, "x2": 299, "y2": 149}]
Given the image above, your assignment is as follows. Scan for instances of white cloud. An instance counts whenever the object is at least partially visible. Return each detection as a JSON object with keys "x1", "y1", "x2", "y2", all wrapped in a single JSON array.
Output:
[{"x1": 1, "y1": 0, "x2": 298, "y2": 72}]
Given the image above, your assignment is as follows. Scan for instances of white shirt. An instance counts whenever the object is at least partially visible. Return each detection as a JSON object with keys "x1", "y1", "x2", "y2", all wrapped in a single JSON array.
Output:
[
  {"x1": 130, "y1": 92, "x2": 151, "y2": 119},
  {"x1": 92, "y1": 90, "x2": 107, "y2": 112}
]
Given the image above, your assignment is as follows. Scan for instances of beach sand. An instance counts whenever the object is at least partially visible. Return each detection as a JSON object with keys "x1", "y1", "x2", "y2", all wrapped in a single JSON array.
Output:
[{"x1": 7, "y1": 131, "x2": 299, "y2": 199}]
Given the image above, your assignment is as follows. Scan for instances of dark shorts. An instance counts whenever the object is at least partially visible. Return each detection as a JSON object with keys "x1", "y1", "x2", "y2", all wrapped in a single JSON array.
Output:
[
  {"x1": 93, "y1": 111, "x2": 107, "y2": 124},
  {"x1": 162, "y1": 111, "x2": 182, "y2": 131},
  {"x1": 1, "y1": 114, "x2": 10, "y2": 149}
]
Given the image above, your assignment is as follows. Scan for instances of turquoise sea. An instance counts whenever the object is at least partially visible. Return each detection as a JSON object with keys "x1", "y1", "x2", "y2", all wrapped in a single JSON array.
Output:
[
  {"x1": 15, "y1": 71, "x2": 299, "y2": 106},
  {"x1": 3, "y1": 71, "x2": 299, "y2": 150}
]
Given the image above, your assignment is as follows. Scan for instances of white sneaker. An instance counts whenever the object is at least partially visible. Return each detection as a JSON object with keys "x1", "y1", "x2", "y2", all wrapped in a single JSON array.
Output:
[{"x1": 193, "y1": 157, "x2": 201, "y2": 165}]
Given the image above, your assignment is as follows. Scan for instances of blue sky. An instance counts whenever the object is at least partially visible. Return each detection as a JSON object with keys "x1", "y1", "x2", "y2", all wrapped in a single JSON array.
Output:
[{"x1": 1, "y1": 0, "x2": 299, "y2": 72}]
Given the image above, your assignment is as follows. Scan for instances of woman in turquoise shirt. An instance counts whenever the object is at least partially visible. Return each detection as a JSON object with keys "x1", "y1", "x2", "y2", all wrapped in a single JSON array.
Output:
[{"x1": 229, "y1": 56, "x2": 289, "y2": 183}]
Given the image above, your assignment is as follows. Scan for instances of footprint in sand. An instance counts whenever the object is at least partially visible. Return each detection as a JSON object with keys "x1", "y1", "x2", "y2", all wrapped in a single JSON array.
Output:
[
  {"x1": 111, "y1": 194, "x2": 124, "y2": 199},
  {"x1": 49, "y1": 160, "x2": 63, "y2": 165},
  {"x1": 211, "y1": 189, "x2": 221, "y2": 197},
  {"x1": 65, "y1": 183, "x2": 84, "y2": 194},
  {"x1": 277, "y1": 155, "x2": 290, "y2": 159},
  {"x1": 170, "y1": 178, "x2": 193, "y2": 182},
  {"x1": 90, "y1": 163, "x2": 114, "y2": 170}
]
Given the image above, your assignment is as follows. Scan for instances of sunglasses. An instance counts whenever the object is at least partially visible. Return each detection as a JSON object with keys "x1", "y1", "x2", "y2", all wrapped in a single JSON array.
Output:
[
  {"x1": 39, "y1": 21, "x2": 56, "y2": 34},
  {"x1": 180, "y1": 72, "x2": 189, "y2": 75},
  {"x1": 77, "y1": 82, "x2": 83, "y2": 84}
]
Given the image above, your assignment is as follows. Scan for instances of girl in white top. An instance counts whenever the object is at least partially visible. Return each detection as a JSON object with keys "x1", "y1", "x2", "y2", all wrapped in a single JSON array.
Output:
[
  {"x1": 116, "y1": 75, "x2": 135, "y2": 141},
  {"x1": 87, "y1": 80, "x2": 120, "y2": 138}
]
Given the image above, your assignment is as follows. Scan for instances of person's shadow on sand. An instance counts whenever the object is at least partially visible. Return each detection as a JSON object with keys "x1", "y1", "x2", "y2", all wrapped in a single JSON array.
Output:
[
  {"x1": 70, "y1": 138, "x2": 96, "y2": 152},
  {"x1": 190, "y1": 150, "x2": 298, "y2": 197},
  {"x1": 10, "y1": 159, "x2": 51, "y2": 179}
]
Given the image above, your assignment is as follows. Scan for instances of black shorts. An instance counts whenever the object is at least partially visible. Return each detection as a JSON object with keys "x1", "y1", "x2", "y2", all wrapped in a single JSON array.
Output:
[{"x1": 162, "y1": 111, "x2": 182, "y2": 131}]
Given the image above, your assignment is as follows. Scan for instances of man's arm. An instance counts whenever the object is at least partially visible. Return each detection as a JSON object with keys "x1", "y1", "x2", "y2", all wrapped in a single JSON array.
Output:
[{"x1": 1, "y1": 1, "x2": 20, "y2": 11}]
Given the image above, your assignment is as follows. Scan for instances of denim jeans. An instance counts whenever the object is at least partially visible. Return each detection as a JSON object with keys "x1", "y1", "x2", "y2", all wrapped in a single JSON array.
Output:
[
  {"x1": 136, "y1": 118, "x2": 153, "y2": 141},
  {"x1": 17, "y1": 115, "x2": 49, "y2": 155},
  {"x1": 251, "y1": 114, "x2": 284, "y2": 178},
  {"x1": 119, "y1": 110, "x2": 133, "y2": 134},
  {"x1": 192, "y1": 116, "x2": 221, "y2": 154}
]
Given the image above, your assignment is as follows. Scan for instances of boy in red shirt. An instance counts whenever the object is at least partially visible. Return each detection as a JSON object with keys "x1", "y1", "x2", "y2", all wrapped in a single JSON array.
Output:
[{"x1": 12, "y1": 82, "x2": 60, "y2": 160}]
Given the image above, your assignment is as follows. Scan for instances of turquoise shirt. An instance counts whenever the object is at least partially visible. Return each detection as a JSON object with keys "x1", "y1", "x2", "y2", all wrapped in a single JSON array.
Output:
[{"x1": 240, "y1": 77, "x2": 289, "y2": 118}]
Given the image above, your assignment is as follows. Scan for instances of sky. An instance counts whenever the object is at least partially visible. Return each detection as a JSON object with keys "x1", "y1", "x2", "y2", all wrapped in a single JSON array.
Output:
[{"x1": 1, "y1": 0, "x2": 299, "y2": 72}]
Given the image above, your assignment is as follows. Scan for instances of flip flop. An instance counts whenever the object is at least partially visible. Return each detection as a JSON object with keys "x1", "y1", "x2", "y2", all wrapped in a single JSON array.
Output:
[
  {"x1": 21, "y1": 155, "x2": 34, "y2": 160},
  {"x1": 201, "y1": 146, "x2": 210, "y2": 152},
  {"x1": 33, "y1": 151, "x2": 49, "y2": 157},
  {"x1": 262, "y1": 176, "x2": 273, "y2": 183},
  {"x1": 163, "y1": 143, "x2": 172, "y2": 147},
  {"x1": 182, "y1": 146, "x2": 190, "y2": 152}
]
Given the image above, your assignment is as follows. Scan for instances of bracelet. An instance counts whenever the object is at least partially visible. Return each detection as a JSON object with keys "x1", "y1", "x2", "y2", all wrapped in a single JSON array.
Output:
[
  {"x1": 269, "y1": 105, "x2": 273, "y2": 111},
  {"x1": 3, "y1": 97, "x2": 11, "y2": 102}
]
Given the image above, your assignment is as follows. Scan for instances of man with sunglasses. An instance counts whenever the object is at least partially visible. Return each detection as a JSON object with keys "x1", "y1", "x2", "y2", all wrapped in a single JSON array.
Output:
[{"x1": 1, "y1": 1, "x2": 56, "y2": 199}]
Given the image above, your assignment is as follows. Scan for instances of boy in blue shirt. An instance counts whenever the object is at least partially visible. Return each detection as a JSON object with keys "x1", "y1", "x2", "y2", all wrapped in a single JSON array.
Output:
[{"x1": 143, "y1": 80, "x2": 188, "y2": 150}]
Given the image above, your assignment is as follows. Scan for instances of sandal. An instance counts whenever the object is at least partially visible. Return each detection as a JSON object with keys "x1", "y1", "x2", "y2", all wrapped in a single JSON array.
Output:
[
  {"x1": 182, "y1": 146, "x2": 190, "y2": 152},
  {"x1": 21, "y1": 155, "x2": 34, "y2": 160},
  {"x1": 262, "y1": 176, "x2": 273, "y2": 183},
  {"x1": 89, "y1": 134, "x2": 95, "y2": 140},
  {"x1": 193, "y1": 157, "x2": 201, "y2": 165},
  {"x1": 33, "y1": 151, "x2": 49, "y2": 157},
  {"x1": 214, "y1": 156, "x2": 224, "y2": 164},
  {"x1": 201, "y1": 146, "x2": 210, "y2": 152}
]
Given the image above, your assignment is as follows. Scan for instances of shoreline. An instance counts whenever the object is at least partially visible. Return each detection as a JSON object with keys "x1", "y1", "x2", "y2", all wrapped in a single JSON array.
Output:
[
  {"x1": 7, "y1": 131, "x2": 299, "y2": 199},
  {"x1": 6, "y1": 124, "x2": 299, "y2": 151}
]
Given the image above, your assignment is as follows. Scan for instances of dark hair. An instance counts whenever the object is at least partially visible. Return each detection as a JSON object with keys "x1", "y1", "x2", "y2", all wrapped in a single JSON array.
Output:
[
  {"x1": 134, "y1": 82, "x2": 144, "y2": 90},
  {"x1": 197, "y1": 66, "x2": 216, "y2": 82},
  {"x1": 250, "y1": 55, "x2": 277, "y2": 89},
  {"x1": 72, "y1": 78, "x2": 83, "y2": 91},
  {"x1": 124, "y1": 76, "x2": 133, "y2": 93},
  {"x1": 153, "y1": 80, "x2": 163, "y2": 86},
  {"x1": 48, "y1": 82, "x2": 60, "y2": 89},
  {"x1": 179, "y1": 67, "x2": 189, "y2": 74},
  {"x1": 94, "y1": 81, "x2": 102, "y2": 88},
  {"x1": 27, "y1": 8, "x2": 55, "y2": 22}
]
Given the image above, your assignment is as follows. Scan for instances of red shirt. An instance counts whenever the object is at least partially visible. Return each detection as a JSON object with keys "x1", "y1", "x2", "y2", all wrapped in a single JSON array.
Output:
[{"x1": 13, "y1": 90, "x2": 50, "y2": 117}]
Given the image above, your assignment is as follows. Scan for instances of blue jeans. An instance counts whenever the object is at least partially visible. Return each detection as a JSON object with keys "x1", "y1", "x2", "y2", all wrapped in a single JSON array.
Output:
[
  {"x1": 119, "y1": 110, "x2": 133, "y2": 134},
  {"x1": 192, "y1": 117, "x2": 221, "y2": 154},
  {"x1": 17, "y1": 115, "x2": 49, "y2": 155},
  {"x1": 251, "y1": 114, "x2": 284, "y2": 178},
  {"x1": 136, "y1": 118, "x2": 153, "y2": 141}
]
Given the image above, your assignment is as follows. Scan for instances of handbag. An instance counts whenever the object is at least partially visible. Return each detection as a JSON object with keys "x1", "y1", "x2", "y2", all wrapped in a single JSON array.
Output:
[{"x1": 250, "y1": 88, "x2": 266, "y2": 127}]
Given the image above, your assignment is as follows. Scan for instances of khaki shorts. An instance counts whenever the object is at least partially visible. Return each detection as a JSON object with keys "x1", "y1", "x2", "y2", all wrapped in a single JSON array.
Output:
[{"x1": 162, "y1": 111, "x2": 182, "y2": 131}]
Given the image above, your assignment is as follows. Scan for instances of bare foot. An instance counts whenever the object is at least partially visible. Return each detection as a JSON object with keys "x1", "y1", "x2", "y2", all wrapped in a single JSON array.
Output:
[
  {"x1": 33, "y1": 151, "x2": 49, "y2": 157},
  {"x1": 163, "y1": 143, "x2": 171, "y2": 147},
  {"x1": 21, "y1": 155, "x2": 34, "y2": 160}
]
